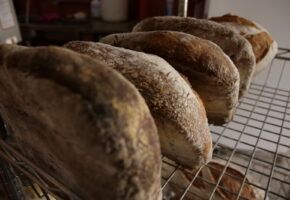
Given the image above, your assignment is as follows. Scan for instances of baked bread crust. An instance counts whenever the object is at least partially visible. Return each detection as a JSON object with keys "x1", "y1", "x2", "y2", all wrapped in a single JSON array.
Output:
[
  {"x1": 162, "y1": 158, "x2": 266, "y2": 200},
  {"x1": 210, "y1": 13, "x2": 278, "y2": 75},
  {"x1": 0, "y1": 44, "x2": 162, "y2": 200},
  {"x1": 133, "y1": 16, "x2": 255, "y2": 97},
  {"x1": 100, "y1": 31, "x2": 240, "y2": 125},
  {"x1": 65, "y1": 41, "x2": 212, "y2": 169}
]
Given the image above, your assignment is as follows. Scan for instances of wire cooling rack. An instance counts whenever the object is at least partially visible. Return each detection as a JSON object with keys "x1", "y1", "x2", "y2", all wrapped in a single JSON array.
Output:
[{"x1": 162, "y1": 48, "x2": 290, "y2": 200}]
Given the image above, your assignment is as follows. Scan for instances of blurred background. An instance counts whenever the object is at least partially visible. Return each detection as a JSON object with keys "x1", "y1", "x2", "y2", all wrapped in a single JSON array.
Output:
[
  {"x1": 2, "y1": 0, "x2": 289, "y2": 47},
  {"x1": 2, "y1": 0, "x2": 208, "y2": 45}
]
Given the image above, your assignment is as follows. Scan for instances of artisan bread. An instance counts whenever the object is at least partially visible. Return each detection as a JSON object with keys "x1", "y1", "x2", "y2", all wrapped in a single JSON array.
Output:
[
  {"x1": 0, "y1": 44, "x2": 162, "y2": 200},
  {"x1": 210, "y1": 13, "x2": 278, "y2": 75},
  {"x1": 100, "y1": 31, "x2": 240, "y2": 125},
  {"x1": 162, "y1": 158, "x2": 266, "y2": 200},
  {"x1": 133, "y1": 16, "x2": 255, "y2": 97},
  {"x1": 64, "y1": 41, "x2": 212, "y2": 169}
]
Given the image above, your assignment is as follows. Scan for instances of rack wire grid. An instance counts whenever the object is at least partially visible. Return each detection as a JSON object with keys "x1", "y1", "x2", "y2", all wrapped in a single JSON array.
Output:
[{"x1": 162, "y1": 48, "x2": 290, "y2": 200}]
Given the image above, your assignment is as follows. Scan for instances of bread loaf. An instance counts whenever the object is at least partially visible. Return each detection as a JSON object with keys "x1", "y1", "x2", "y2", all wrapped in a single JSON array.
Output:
[
  {"x1": 162, "y1": 158, "x2": 266, "y2": 200},
  {"x1": 210, "y1": 13, "x2": 278, "y2": 75},
  {"x1": 100, "y1": 31, "x2": 240, "y2": 125},
  {"x1": 64, "y1": 41, "x2": 212, "y2": 169},
  {"x1": 0, "y1": 44, "x2": 162, "y2": 200},
  {"x1": 133, "y1": 16, "x2": 255, "y2": 97}
]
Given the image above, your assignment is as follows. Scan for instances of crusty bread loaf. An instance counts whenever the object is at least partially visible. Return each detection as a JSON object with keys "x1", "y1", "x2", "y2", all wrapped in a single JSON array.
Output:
[
  {"x1": 162, "y1": 158, "x2": 266, "y2": 200},
  {"x1": 64, "y1": 41, "x2": 212, "y2": 169},
  {"x1": 0, "y1": 44, "x2": 162, "y2": 200},
  {"x1": 100, "y1": 31, "x2": 240, "y2": 125},
  {"x1": 210, "y1": 13, "x2": 278, "y2": 75},
  {"x1": 133, "y1": 16, "x2": 255, "y2": 97}
]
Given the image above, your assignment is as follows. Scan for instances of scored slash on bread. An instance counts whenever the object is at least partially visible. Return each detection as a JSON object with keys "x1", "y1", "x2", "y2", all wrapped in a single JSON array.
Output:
[
  {"x1": 133, "y1": 16, "x2": 256, "y2": 98},
  {"x1": 210, "y1": 13, "x2": 278, "y2": 75},
  {"x1": 64, "y1": 41, "x2": 212, "y2": 169},
  {"x1": 0, "y1": 44, "x2": 162, "y2": 200},
  {"x1": 100, "y1": 31, "x2": 240, "y2": 125}
]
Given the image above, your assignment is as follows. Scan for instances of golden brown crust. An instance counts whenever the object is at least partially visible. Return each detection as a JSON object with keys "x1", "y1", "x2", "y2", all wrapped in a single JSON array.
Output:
[
  {"x1": 100, "y1": 31, "x2": 240, "y2": 125},
  {"x1": 0, "y1": 44, "x2": 162, "y2": 200},
  {"x1": 210, "y1": 13, "x2": 258, "y2": 29},
  {"x1": 210, "y1": 14, "x2": 277, "y2": 75},
  {"x1": 133, "y1": 16, "x2": 255, "y2": 98},
  {"x1": 245, "y1": 32, "x2": 273, "y2": 62}
]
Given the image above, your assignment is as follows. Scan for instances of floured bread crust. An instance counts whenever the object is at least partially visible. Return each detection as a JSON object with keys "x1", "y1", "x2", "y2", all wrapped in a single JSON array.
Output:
[
  {"x1": 133, "y1": 16, "x2": 255, "y2": 97},
  {"x1": 0, "y1": 44, "x2": 162, "y2": 200},
  {"x1": 100, "y1": 31, "x2": 240, "y2": 125},
  {"x1": 211, "y1": 13, "x2": 278, "y2": 75},
  {"x1": 64, "y1": 41, "x2": 212, "y2": 169}
]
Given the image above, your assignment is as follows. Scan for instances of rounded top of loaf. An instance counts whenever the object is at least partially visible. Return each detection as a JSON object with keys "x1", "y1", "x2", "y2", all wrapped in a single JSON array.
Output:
[
  {"x1": 133, "y1": 16, "x2": 255, "y2": 71},
  {"x1": 210, "y1": 13, "x2": 275, "y2": 64},
  {"x1": 210, "y1": 13, "x2": 259, "y2": 29},
  {"x1": 0, "y1": 45, "x2": 161, "y2": 200},
  {"x1": 133, "y1": 16, "x2": 241, "y2": 40},
  {"x1": 100, "y1": 31, "x2": 240, "y2": 90}
]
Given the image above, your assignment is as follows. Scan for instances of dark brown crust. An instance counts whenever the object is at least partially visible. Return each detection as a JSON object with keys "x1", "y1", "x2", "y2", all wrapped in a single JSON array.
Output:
[
  {"x1": 210, "y1": 13, "x2": 258, "y2": 28},
  {"x1": 245, "y1": 32, "x2": 273, "y2": 63},
  {"x1": 133, "y1": 16, "x2": 255, "y2": 98},
  {"x1": 0, "y1": 44, "x2": 161, "y2": 200},
  {"x1": 100, "y1": 31, "x2": 240, "y2": 125}
]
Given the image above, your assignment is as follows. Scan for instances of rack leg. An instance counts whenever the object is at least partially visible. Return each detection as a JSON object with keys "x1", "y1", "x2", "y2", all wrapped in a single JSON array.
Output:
[{"x1": 178, "y1": 0, "x2": 188, "y2": 17}]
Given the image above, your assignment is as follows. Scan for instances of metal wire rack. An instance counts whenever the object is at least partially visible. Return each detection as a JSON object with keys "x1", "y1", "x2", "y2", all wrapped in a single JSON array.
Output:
[
  {"x1": 161, "y1": 48, "x2": 290, "y2": 200},
  {"x1": 0, "y1": 138, "x2": 80, "y2": 200}
]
